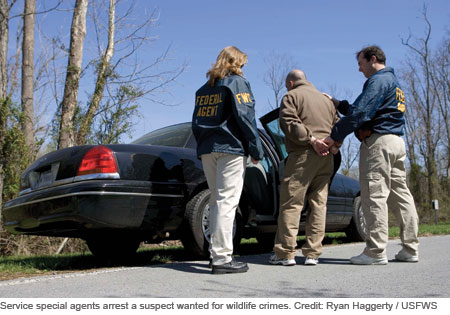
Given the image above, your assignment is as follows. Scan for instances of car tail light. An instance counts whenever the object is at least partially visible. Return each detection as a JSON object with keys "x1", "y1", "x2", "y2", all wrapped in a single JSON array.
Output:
[{"x1": 77, "y1": 146, "x2": 118, "y2": 176}]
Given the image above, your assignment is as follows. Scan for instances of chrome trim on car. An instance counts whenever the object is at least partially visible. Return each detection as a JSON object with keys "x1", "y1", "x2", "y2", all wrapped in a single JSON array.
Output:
[
  {"x1": 5, "y1": 191, "x2": 185, "y2": 210},
  {"x1": 4, "y1": 221, "x2": 19, "y2": 226},
  {"x1": 18, "y1": 188, "x2": 32, "y2": 196},
  {"x1": 19, "y1": 173, "x2": 120, "y2": 196},
  {"x1": 73, "y1": 173, "x2": 120, "y2": 182},
  {"x1": 52, "y1": 177, "x2": 75, "y2": 186}
]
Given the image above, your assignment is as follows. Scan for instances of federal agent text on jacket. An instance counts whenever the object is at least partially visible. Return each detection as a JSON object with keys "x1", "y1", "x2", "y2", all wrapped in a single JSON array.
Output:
[
  {"x1": 330, "y1": 67, "x2": 406, "y2": 142},
  {"x1": 192, "y1": 74, "x2": 264, "y2": 161}
]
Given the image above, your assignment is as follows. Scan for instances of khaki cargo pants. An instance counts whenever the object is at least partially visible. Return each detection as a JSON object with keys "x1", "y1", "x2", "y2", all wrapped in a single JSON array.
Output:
[
  {"x1": 360, "y1": 133, "x2": 419, "y2": 258},
  {"x1": 274, "y1": 149, "x2": 333, "y2": 260}
]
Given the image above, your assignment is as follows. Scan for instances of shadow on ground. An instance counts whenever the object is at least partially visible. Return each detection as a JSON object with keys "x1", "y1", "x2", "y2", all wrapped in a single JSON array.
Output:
[{"x1": 0, "y1": 234, "x2": 359, "y2": 279}]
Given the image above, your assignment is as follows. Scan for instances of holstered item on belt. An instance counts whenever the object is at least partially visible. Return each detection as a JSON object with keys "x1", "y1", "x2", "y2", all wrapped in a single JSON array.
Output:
[{"x1": 357, "y1": 128, "x2": 372, "y2": 141}]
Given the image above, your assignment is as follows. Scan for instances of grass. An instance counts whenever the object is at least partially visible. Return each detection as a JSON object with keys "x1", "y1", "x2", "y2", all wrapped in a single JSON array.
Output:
[
  {"x1": 1, "y1": 222, "x2": 449, "y2": 281},
  {"x1": 0, "y1": 245, "x2": 186, "y2": 281},
  {"x1": 389, "y1": 222, "x2": 450, "y2": 237}
]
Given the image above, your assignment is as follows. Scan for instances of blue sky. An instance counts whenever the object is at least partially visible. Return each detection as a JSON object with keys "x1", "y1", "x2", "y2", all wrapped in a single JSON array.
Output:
[
  {"x1": 128, "y1": 0, "x2": 449, "y2": 140},
  {"x1": 9, "y1": 0, "x2": 450, "y2": 143}
]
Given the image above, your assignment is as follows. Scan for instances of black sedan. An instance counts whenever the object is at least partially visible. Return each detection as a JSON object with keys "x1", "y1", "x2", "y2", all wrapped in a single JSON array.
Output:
[{"x1": 2, "y1": 108, "x2": 365, "y2": 259}]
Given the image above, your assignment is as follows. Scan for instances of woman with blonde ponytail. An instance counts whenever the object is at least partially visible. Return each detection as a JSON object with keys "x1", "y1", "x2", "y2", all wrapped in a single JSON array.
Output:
[
  {"x1": 192, "y1": 46, "x2": 263, "y2": 274},
  {"x1": 206, "y1": 46, "x2": 247, "y2": 86}
]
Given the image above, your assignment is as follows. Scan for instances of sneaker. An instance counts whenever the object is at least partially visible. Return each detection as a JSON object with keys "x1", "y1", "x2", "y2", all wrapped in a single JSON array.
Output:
[
  {"x1": 304, "y1": 257, "x2": 319, "y2": 265},
  {"x1": 211, "y1": 257, "x2": 249, "y2": 274},
  {"x1": 350, "y1": 252, "x2": 388, "y2": 265},
  {"x1": 268, "y1": 254, "x2": 296, "y2": 266},
  {"x1": 395, "y1": 249, "x2": 419, "y2": 262}
]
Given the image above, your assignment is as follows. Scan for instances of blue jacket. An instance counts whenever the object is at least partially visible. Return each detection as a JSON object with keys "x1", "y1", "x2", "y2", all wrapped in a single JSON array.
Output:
[
  {"x1": 192, "y1": 75, "x2": 264, "y2": 160},
  {"x1": 330, "y1": 67, "x2": 406, "y2": 142}
]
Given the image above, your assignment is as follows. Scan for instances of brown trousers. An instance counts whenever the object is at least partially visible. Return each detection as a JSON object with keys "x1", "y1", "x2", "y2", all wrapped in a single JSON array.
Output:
[{"x1": 273, "y1": 150, "x2": 334, "y2": 259}]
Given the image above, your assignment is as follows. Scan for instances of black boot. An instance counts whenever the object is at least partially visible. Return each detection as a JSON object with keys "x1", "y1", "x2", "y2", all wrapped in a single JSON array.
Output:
[{"x1": 211, "y1": 257, "x2": 249, "y2": 274}]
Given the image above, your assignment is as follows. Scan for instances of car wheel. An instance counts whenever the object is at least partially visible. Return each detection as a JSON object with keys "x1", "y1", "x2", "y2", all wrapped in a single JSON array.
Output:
[
  {"x1": 256, "y1": 233, "x2": 275, "y2": 252},
  {"x1": 86, "y1": 233, "x2": 141, "y2": 262},
  {"x1": 345, "y1": 196, "x2": 366, "y2": 242},
  {"x1": 181, "y1": 189, "x2": 243, "y2": 258}
]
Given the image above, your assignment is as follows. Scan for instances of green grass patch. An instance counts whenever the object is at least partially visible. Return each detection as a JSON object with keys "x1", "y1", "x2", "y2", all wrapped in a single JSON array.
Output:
[
  {"x1": 0, "y1": 246, "x2": 189, "y2": 281},
  {"x1": 389, "y1": 222, "x2": 450, "y2": 238}
]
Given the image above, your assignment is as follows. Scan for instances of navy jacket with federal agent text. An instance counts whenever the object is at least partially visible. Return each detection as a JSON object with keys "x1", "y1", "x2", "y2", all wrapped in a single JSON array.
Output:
[
  {"x1": 330, "y1": 67, "x2": 406, "y2": 142},
  {"x1": 192, "y1": 75, "x2": 264, "y2": 161}
]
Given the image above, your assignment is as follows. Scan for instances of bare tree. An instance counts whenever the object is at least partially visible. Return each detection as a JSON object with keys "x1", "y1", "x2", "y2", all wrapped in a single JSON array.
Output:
[
  {"x1": 0, "y1": 0, "x2": 18, "y2": 227},
  {"x1": 7, "y1": 1, "x2": 64, "y2": 104},
  {"x1": 263, "y1": 51, "x2": 298, "y2": 109},
  {"x1": 401, "y1": 6, "x2": 441, "y2": 204},
  {"x1": 0, "y1": 0, "x2": 17, "y2": 100},
  {"x1": 76, "y1": 0, "x2": 114, "y2": 145},
  {"x1": 21, "y1": 0, "x2": 36, "y2": 147},
  {"x1": 431, "y1": 33, "x2": 450, "y2": 177},
  {"x1": 100, "y1": 1, "x2": 187, "y2": 104},
  {"x1": 324, "y1": 84, "x2": 359, "y2": 177},
  {"x1": 339, "y1": 135, "x2": 359, "y2": 178},
  {"x1": 58, "y1": 0, "x2": 88, "y2": 149},
  {"x1": 72, "y1": 0, "x2": 187, "y2": 145},
  {"x1": 402, "y1": 72, "x2": 420, "y2": 169},
  {"x1": 7, "y1": 20, "x2": 22, "y2": 98}
]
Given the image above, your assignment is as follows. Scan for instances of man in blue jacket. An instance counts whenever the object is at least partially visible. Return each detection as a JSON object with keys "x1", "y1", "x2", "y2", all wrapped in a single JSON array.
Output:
[{"x1": 324, "y1": 46, "x2": 419, "y2": 265}]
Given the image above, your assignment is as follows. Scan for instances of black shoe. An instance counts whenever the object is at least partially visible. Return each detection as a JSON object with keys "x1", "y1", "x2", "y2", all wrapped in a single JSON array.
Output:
[{"x1": 211, "y1": 258, "x2": 249, "y2": 274}]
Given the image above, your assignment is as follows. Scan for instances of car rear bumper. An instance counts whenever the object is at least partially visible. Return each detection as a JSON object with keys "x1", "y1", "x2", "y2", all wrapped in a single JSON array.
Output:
[{"x1": 2, "y1": 180, "x2": 186, "y2": 237}]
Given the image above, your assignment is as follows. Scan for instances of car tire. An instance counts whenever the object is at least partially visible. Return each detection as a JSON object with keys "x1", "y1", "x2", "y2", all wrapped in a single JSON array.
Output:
[
  {"x1": 86, "y1": 233, "x2": 141, "y2": 262},
  {"x1": 345, "y1": 196, "x2": 366, "y2": 242},
  {"x1": 181, "y1": 189, "x2": 243, "y2": 258}
]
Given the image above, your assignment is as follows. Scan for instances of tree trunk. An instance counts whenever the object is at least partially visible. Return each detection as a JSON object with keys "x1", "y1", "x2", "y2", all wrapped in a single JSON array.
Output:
[
  {"x1": 0, "y1": 0, "x2": 9, "y2": 101},
  {"x1": 0, "y1": 100, "x2": 5, "y2": 226},
  {"x1": 76, "y1": 0, "x2": 115, "y2": 145},
  {"x1": 0, "y1": 0, "x2": 10, "y2": 227},
  {"x1": 21, "y1": 0, "x2": 36, "y2": 148},
  {"x1": 58, "y1": 0, "x2": 88, "y2": 149}
]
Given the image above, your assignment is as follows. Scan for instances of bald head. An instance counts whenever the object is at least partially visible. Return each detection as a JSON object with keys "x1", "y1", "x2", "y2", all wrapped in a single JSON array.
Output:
[
  {"x1": 286, "y1": 69, "x2": 306, "y2": 91},
  {"x1": 286, "y1": 69, "x2": 306, "y2": 81}
]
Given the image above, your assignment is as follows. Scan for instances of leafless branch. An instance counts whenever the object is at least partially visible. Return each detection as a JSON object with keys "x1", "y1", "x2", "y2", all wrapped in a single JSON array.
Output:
[{"x1": 9, "y1": 0, "x2": 63, "y2": 19}]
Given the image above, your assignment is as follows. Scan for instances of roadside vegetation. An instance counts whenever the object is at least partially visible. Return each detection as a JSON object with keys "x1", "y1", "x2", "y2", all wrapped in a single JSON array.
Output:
[{"x1": 0, "y1": 223, "x2": 448, "y2": 281}]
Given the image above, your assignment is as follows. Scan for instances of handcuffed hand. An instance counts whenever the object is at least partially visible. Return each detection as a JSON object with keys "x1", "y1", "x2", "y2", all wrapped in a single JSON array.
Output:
[
  {"x1": 322, "y1": 93, "x2": 340, "y2": 107},
  {"x1": 329, "y1": 145, "x2": 340, "y2": 155},
  {"x1": 323, "y1": 92, "x2": 333, "y2": 100},
  {"x1": 323, "y1": 137, "x2": 342, "y2": 155},
  {"x1": 311, "y1": 136, "x2": 330, "y2": 156},
  {"x1": 324, "y1": 137, "x2": 342, "y2": 155}
]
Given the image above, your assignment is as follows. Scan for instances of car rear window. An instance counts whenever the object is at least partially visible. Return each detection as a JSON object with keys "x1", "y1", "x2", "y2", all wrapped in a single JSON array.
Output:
[{"x1": 132, "y1": 123, "x2": 192, "y2": 147}]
